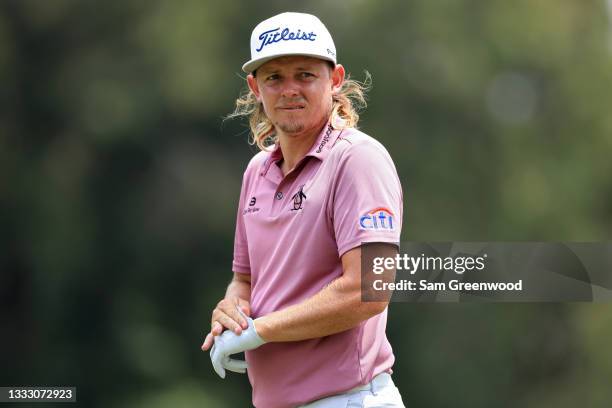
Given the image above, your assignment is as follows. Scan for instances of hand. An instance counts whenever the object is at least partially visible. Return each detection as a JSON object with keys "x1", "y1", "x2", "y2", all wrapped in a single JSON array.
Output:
[
  {"x1": 209, "y1": 307, "x2": 266, "y2": 378},
  {"x1": 201, "y1": 297, "x2": 251, "y2": 351}
]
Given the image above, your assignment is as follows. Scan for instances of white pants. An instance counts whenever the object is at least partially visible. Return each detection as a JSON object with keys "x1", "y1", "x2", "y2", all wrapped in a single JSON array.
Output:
[{"x1": 298, "y1": 373, "x2": 405, "y2": 408}]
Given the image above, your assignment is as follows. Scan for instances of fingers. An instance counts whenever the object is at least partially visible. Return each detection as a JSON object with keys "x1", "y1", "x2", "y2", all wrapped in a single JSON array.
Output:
[
  {"x1": 209, "y1": 337, "x2": 248, "y2": 377},
  {"x1": 226, "y1": 298, "x2": 249, "y2": 329},
  {"x1": 213, "y1": 311, "x2": 243, "y2": 335},
  {"x1": 210, "y1": 321, "x2": 223, "y2": 336},
  {"x1": 235, "y1": 305, "x2": 249, "y2": 321},
  {"x1": 206, "y1": 319, "x2": 257, "y2": 378},
  {"x1": 212, "y1": 298, "x2": 249, "y2": 334},
  {"x1": 237, "y1": 298, "x2": 251, "y2": 316},
  {"x1": 201, "y1": 332, "x2": 214, "y2": 351},
  {"x1": 224, "y1": 357, "x2": 248, "y2": 374},
  {"x1": 210, "y1": 343, "x2": 226, "y2": 379}
]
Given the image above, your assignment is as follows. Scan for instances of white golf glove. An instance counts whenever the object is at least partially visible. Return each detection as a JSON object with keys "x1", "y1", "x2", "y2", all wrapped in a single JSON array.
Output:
[{"x1": 210, "y1": 307, "x2": 266, "y2": 378}]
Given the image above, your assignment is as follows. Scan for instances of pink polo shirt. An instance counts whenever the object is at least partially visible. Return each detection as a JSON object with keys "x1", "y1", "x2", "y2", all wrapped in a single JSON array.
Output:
[{"x1": 232, "y1": 122, "x2": 403, "y2": 408}]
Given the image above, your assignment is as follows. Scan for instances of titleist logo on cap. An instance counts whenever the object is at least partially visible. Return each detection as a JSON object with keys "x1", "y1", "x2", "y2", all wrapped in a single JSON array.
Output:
[
  {"x1": 256, "y1": 27, "x2": 317, "y2": 52},
  {"x1": 242, "y1": 12, "x2": 336, "y2": 73}
]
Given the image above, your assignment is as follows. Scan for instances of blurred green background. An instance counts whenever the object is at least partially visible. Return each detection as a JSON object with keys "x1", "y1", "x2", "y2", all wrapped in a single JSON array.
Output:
[{"x1": 1, "y1": 0, "x2": 612, "y2": 407}]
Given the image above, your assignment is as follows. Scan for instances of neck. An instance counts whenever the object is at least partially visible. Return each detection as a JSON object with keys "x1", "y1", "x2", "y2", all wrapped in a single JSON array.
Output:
[{"x1": 276, "y1": 118, "x2": 327, "y2": 175}]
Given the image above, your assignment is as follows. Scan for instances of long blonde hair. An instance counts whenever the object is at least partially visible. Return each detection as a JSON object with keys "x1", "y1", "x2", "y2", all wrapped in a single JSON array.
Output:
[{"x1": 227, "y1": 70, "x2": 372, "y2": 151}]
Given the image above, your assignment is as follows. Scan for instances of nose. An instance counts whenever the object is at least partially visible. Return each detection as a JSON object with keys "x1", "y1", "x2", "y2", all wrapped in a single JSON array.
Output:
[{"x1": 280, "y1": 79, "x2": 300, "y2": 98}]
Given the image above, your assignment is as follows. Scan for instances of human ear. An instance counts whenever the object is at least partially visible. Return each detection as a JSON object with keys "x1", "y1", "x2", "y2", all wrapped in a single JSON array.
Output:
[
  {"x1": 247, "y1": 74, "x2": 261, "y2": 101},
  {"x1": 331, "y1": 64, "x2": 345, "y2": 93}
]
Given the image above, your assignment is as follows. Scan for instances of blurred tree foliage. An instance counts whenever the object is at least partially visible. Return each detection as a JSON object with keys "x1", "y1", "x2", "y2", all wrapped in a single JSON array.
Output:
[{"x1": 1, "y1": 1, "x2": 611, "y2": 407}]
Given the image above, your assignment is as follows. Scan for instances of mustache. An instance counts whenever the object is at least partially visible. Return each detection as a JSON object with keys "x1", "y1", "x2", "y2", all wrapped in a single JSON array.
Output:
[{"x1": 275, "y1": 98, "x2": 306, "y2": 108}]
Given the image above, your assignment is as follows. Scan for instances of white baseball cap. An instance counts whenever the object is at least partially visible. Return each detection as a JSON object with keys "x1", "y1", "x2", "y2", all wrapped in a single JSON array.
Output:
[{"x1": 242, "y1": 12, "x2": 337, "y2": 74}]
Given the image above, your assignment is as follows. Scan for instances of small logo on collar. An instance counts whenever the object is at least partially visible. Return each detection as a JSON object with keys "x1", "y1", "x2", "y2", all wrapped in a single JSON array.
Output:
[{"x1": 316, "y1": 124, "x2": 334, "y2": 153}]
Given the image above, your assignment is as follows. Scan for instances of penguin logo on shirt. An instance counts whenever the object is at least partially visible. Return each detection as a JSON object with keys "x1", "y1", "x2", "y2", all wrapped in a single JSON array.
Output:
[{"x1": 290, "y1": 185, "x2": 307, "y2": 211}]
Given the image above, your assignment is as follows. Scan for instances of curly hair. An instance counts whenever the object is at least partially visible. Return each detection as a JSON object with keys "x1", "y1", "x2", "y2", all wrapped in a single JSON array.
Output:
[{"x1": 226, "y1": 70, "x2": 372, "y2": 151}]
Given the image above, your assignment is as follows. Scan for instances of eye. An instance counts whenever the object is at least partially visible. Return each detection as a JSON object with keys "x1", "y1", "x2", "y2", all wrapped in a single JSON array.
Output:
[
  {"x1": 265, "y1": 74, "x2": 279, "y2": 82},
  {"x1": 299, "y1": 72, "x2": 315, "y2": 79}
]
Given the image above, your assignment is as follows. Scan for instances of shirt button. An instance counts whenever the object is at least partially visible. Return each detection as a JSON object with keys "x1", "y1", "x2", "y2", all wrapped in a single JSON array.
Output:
[{"x1": 275, "y1": 192, "x2": 283, "y2": 200}]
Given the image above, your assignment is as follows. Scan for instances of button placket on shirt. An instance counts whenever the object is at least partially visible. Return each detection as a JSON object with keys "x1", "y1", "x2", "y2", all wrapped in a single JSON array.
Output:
[
  {"x1": 261, "y1": 157, "x2": 284, "y2": 215},
  {"x1": 272, "y1": 176, "x2": 293, "y2": 213},
  {"x1": 270, "y1": 158, "x2": 310, "y2": 214}
]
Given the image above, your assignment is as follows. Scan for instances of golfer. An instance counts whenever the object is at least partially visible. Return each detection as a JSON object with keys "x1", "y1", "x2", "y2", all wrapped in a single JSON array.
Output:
[{"x1": 201, "y1": 12, "x2": 405, "y2": 408}]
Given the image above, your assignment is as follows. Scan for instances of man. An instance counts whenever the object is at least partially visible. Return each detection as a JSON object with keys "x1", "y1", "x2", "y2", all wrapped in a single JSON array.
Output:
[{"x1": 201, "y1": 12, "x2": 405, "y2": 408}]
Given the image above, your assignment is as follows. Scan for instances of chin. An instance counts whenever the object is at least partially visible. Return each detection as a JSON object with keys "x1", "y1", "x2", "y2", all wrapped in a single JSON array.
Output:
[{"x1": 278, "y1": 122, "x2": 305, "y2": 134}]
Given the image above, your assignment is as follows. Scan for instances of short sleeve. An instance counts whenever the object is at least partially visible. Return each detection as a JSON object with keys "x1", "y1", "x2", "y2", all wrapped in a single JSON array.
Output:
[
  {"x1": 332, "y1": 141, "x2": 403, "y2": 257},
  {"x1": 232, "y1": 172, "x2": 251, "y2": 274}
]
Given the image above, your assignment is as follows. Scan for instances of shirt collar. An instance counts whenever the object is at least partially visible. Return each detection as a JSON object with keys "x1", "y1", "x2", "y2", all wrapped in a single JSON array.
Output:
[
  {"x1": 260, "y1": 120, "x2": 344, "y2": 177},
  {"x1": 261, "y1": 142, "x2": 283, "y2": 177},
  {"x1": 304, "y1": 121, "x2": 343, "y2": 161}
]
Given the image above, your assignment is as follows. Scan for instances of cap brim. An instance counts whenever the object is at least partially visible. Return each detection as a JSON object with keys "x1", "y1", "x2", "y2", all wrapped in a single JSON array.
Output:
[{"x1": 242, "y1": 53, "x2": 336, "y2": 73}]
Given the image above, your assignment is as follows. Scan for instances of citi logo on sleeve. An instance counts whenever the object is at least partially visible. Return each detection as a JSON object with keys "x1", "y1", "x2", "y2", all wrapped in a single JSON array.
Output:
[{"x1": 359, "y1": 207, "x2": 395, "y2": 231}]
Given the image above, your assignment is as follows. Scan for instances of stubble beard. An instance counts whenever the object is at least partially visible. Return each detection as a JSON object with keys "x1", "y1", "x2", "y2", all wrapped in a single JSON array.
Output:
[{"x1": 277, "y1": 120, "x2": 305, "y2": 134}]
